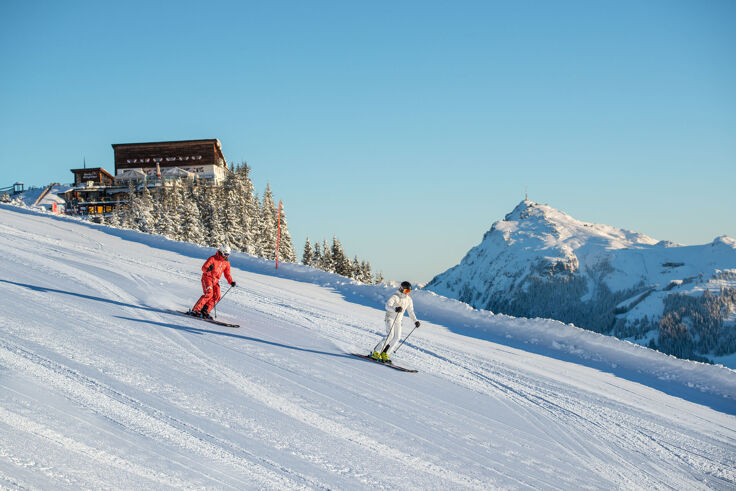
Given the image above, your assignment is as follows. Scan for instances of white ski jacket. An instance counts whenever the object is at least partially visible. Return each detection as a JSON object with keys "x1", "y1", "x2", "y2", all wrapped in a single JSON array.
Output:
[{"x1": 384, "y1": 291, "x2": 418, "y2": 327}]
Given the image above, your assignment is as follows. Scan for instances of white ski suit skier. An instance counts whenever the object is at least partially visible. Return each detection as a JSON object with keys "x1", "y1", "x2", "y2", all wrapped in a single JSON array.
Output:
[{"x1": 373, "y1": 289, "x2": 418, "y2": 358}]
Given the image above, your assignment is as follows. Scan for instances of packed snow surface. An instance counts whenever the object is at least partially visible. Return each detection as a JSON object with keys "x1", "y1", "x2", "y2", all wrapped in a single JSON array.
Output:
[{"x1": 1, "y1": 204, "x2": 735, "y2": 489}]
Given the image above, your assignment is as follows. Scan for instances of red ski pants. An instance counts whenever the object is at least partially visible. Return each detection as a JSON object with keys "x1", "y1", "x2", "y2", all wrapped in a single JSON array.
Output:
[{"x1": 192, "y1": 274, "x2": 220, "y2": 312}]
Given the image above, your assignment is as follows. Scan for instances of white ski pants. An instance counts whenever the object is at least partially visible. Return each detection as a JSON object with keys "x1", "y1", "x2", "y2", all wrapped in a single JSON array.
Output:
[{"x1": 374, "y1": 313, "x2": 402, "y2": 355}]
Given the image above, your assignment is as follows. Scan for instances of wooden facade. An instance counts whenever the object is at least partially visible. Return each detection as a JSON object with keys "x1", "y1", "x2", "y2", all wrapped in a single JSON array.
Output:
[
  {"x1": 112, "y1": 139, "x2": 227, "y2": 181},
  {"x1": 70, "y1": 167, "x2": 115, "y2": 186}
]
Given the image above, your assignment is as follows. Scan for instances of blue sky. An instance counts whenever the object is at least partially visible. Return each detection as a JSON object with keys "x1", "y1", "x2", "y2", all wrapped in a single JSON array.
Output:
[{"x1": 1, "y1": 0, "x2": 734, "y2": 283}]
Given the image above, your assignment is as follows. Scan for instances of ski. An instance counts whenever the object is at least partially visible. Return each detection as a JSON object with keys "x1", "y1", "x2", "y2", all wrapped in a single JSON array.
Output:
[
  {"x1": 175, "y1": 310, "x2": 240, "y2": 328},
  {"x1": 350, "y1": 353, "x2": 417, "y2": 373}
]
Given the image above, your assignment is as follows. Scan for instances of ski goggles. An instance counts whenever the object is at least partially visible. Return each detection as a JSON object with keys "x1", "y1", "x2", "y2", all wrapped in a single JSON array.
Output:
[{"x1": 402, "y1": 287, "x2": 411, "y2": 294}]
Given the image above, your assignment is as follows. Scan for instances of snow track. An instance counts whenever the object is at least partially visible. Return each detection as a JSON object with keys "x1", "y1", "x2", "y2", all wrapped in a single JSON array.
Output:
[
  {"x1": 0, "y1": 337, "x2": 306, "y2": 489},
  {"x1": 1, "y1": 206, "x2": 735, "y2": 489}
]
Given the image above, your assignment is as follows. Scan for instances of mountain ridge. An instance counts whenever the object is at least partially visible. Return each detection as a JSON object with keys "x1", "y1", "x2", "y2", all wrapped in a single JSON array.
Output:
[{"x1": 426, "y1": 200, "x2": 736, "y2": 366}]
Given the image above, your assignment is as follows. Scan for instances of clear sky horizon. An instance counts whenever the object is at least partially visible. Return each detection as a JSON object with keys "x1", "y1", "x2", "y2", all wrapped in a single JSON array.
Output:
[{"x1": 2, "y1": 1, "x2": 734, "y2": 284}]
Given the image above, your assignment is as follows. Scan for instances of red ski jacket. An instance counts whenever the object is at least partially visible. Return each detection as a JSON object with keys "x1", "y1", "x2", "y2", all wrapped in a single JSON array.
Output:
[{"x1": 201, "y1": 252, "x2": 233, "y2": 284}]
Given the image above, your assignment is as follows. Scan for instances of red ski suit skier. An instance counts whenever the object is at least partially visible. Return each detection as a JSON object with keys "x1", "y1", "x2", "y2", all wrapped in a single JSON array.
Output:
[{"x1": 192, "y1": 252, "x2": 234, "y2": 313}]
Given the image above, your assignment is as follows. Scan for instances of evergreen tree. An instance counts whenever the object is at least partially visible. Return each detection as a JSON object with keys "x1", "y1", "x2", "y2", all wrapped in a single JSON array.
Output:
[
  {"x1": 277, "y1": 201, "x2": 297, "y2": 263},
  {"x1": 151, "y1": 186, "x2": 169, "y2": 237},
  {"x1": 236, "y1": 163, "x2": 259, "y2": 255},
  {"x1": 331, "y1": 236, "x2": 350, "y2": 277},
  {"x1": 256, "y1": 183, "x2": 278, "y2": 260},
  {"x1": 321, "y1": 239, "x2": 334, "y2": 273},
  {"x1": 197, "y1": 183, "x2": 224, "y2": 247},
  {"x1": 163, "y1": 179, "x2": 184, "y2": 239},
  {"x1": 302, "y1": 237, "x2": 314, "y2": 266},
  {"x1": 180, "y1": 181, "x2": 203, "y2": 244},
  {"x1": 120, "y1": 182, "x2": 138, "y2": 229},
  {"x1": 360, "y1": 261, "x2": 373, "y2": 284},
  {"x1": 313, "y1": 241, "x2": 323, "y2": 268},
  {"x1": 109, "y1": 202, "x2": 123, "y2": 227},
  {"x1": 350, "y1": 256, "x2": 361, "y2": 280},
  {"x1": 135, "y1": 185, "x2": 155, "y2": 234},
  {"x1": 220, "y1": 169, "x2": 244, "y2": 250}
]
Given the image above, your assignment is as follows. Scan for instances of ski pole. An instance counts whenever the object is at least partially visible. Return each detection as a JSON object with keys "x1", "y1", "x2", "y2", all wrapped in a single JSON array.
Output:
[
  {"x1": 393, "y1": 325, "x2": 418, "y2": 354},
  {"x1": 213, "y1": 285, "x2": 234, "y2": 319}
]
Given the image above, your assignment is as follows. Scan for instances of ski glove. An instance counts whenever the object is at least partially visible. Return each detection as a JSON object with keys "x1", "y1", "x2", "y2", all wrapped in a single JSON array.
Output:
[
  {"x1": 415, "y1": 321, "x2": 420, "y2": 328},
  {"x1": 207, "y1": 264, "x2": 214, "y2": 271},
  {"x1": 230, "y1": 281, "x2": 236, "y2": 287},
  {"x1": 395, "y1": 307, "x2": 403, "y2": 313}
]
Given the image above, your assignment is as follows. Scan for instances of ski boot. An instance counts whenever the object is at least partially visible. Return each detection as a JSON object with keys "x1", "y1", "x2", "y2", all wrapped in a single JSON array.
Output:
[
  {"x1": 186, "y1": 309, "x2": 201, "y2": 317},
  {"x1": 380, "y1": 352, "x2": 391, "y2": 364},
  {"x1": 200, "y1": 307, "x2": 212, "y2": 320},
  {"x1": 370, "y1": 351, "x2": 381, "y2": 361}
]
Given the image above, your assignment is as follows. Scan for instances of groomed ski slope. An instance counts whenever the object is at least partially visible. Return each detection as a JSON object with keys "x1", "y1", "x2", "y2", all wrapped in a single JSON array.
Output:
[{"x1": 1, "y1": 204, "x2": 735, "y2": 490}]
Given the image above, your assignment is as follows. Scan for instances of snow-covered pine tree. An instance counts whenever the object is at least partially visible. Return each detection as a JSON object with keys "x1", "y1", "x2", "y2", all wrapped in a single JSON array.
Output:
[
  {"x1": 120, "y1": 182, "x2": 138, "y2": 230},
  {"x1": 235, "y1": 163, "x2": 259, "y2": 254},
  {"x1": 135, "y1": 184, "x2": 155, "y2": 234},
  {"x1": 180, "y1": 193, "x2": 203, "y2": 244},
  {"x1": 302, "y1": 237, "x2": 314, "y2": 266},
  {"x1": 196, "y1": 183, "x2": 225, "y2": 247},
  {"x1": 151, "y1": 186, "x2": 169, "y2": 237},
  {"x1": 220, "y1": 169, "x2": 244, "y2": 250},
  {"x1": 360, "y1": 260, "x2": 373, "y2": 284},
  {"x1": 276, "y1": 201, "x2": 297, "y2": 263},
  {"x1": 350, "y1": 256, "x2": 361, "y2": 280},
  {"x1": 321, "y1": 239, "x2": 334, "y2": 273},
  {"x1": 162, "y1": 179, "x2": 184, "y2": 239},
  {"x1": 108, "y1": 202, "x2": 123, "y2": 227},
  {"x1": 256, "y1": 183, "x2": 278, "y2": 260},
  {"x1": 331, "y1": 236, "x2": 350, "y2": 277},
  {"x1": 373, "y1": 271, "x2": 384, "y2": 284},
  {"x1": 313, "y1": 241, "x2": 323, "y2": 268},
  {"x1": 180, "y1": 180, "x2": 204, "y2": 244}
]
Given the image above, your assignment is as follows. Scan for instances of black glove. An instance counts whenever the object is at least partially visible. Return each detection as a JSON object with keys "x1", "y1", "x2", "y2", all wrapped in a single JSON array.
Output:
[
  {"x1": 395, "y1": 306, "x2": 403, "y2": 313},
  {"x1": 207, "y1": 264, "x2": 214, "y2": 272},
  {"x1": 415, "y1": 321, "x2": 420, "y2": 328},
  {"x1": 230, "y1": 281, "x2": 236, "y2": 287}
]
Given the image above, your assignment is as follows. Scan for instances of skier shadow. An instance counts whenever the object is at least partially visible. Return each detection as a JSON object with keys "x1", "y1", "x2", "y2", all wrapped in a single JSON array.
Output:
[
  {"x1": 116, "y1": 315, "x2": 354, "y2": 360},
  {"x1": 0, "y1": 279, "x2": 172, "y2": 316}
]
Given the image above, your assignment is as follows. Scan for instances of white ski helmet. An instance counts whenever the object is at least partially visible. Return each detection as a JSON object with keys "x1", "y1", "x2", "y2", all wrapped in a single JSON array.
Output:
[{"x1": 218, "y1": 244, "x2": 232, "y2": 256}]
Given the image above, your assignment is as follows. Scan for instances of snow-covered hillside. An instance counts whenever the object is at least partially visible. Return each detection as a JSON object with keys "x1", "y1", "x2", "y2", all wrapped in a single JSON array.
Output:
[
  {"x1": 1, "y1": 204, "x2": 735, "y2": 489},
  {"x1": 7, "y1": 183, "x2": 70, "y2": 211},
  {"x1": 426, "y1": 199, "x2": 736, "y2": 366}
]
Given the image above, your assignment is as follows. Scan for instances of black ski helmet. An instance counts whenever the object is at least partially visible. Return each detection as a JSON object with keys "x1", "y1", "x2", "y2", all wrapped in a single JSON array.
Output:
[{"x1": 400, "y1": 281, "x2": 412, "y2": 292}]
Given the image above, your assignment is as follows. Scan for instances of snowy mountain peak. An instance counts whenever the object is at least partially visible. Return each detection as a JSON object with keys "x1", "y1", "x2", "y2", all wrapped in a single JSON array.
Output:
[
  {"x1": 427, "y1": 200, "x2": 736, "y2": 365},
  {"x1": 503, "y1": 199, "x2": 570, "y2": 227},
  {"x1": 712, "y1": 235, "x2": 736, "y2": 249},
  {"x1": 491, "y1": 200, "x2": 659, "y2": 263}
]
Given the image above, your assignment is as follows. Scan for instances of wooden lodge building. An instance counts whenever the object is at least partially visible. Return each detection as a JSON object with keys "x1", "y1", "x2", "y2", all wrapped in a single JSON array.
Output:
[
  {"x1": 64, "y1": 167, "x2": 127, "y2": 216},
  {"x1": 63, "y1": 139, "x2": 230, "y2": 216},
  {"x1": 113, "y1": 139, "x2": 228, "y2": 183}
]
